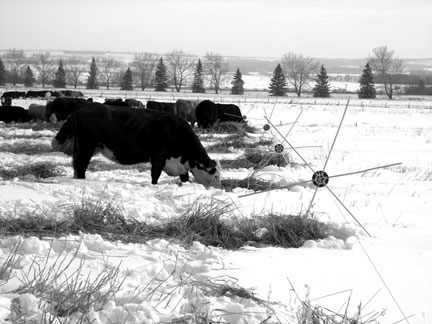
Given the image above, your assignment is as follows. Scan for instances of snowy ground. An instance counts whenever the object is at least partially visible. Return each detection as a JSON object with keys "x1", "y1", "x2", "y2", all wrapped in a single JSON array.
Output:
[{"x1": 0, "y1": 97, "x2": 431, "y2": 323}]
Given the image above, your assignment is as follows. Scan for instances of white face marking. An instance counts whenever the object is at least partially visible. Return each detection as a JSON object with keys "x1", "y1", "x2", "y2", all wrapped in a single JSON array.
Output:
[
  {"x1": 163, "y1": 157, "x2": 189, "y2": 176},
  {"x1": 191, "y1": 164, "x2": 221, "y2": 188}
]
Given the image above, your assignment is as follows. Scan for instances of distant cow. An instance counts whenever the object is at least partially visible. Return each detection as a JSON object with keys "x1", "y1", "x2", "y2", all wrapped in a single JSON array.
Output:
[
  {"x1": 46, "y1": 97, "x2": 91, "y2": 122},
  {"x1": 125, "y1": 99, "x2": 145, "y2": 108},
  {"x1": 147, "y1": 100, "x2": 176, "y2": 114},
  {"x1": 195, "y1": 100, "x2": 244, "y2": 128},
  {"x1": 1, "y1": 91, "x2": 26, "y2": 103},
  {"x1": 0, "y1": 106, "x2": 32, "y2": 123},
  {"x1": 25, "y1": 90, "x2": 52, "y2": 99},
  {"x1": 175, "y1": 99, "x2": 198, "y2": 126},
  {"x1": 216, "y1": 103, "x2": 244, "y2": 123},
  {"x1": 28, "y1": 104, "x2": 48, "y2": 122},
  {"x1": 195, "y1": 100, "x2": 218, "y2": 128},
  {"x1": 58, "y1": 90, "x2": 84, "y2": 97},
  {"x1": 52, "y1": 103, "x2": 220, "y2": 187}
]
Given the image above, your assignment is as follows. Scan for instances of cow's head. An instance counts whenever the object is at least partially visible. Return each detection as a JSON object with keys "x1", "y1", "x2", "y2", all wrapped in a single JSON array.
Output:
[{"x1": 190, "y1": 159, "x2": 221, "y2": 188}]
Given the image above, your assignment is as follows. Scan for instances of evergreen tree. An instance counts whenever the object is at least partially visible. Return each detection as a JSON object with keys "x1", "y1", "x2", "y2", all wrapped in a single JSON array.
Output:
[
  {"x1": 53, "y1": 60, "x2": 66, "y2": 88},
  {"x1": 358, "y1": 62, "x2": 377, "y2": 99},
  {"x1": 191, "y1": 59, "x2": 205, "y2": 93},
  {"x1": 312, "y1": 65, "x2": 331, "y2": 98},
  {"x1": 268, "y1": 64, "x2": 288, "y2": 96},
  {"x1": 154, "y1": 57, "x2": 168, "y2": 92},
  {"x1": 24, "y1": 66, "x2": 35, "y2": 87},
  {"x1": 86, "y1": 57, "x2": 99, "y2": 89},
  {"x1": 0, "y1": 58, "x2": 6, "y2": 85},
  {"x1": 120, "y1": 67, "x2": 133, "y2": 90},
  {"x1": 231, "y1": 68, "x2": 245, "y2": 95}
]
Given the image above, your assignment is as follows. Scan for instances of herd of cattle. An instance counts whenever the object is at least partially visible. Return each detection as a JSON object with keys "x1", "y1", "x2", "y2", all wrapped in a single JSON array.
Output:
[
  {"x1": 0, "y1": 90, "x2": 248, "y2": 188},
  {"x1": 1, "y1": 91, "x2": 245, "y2": 129}
]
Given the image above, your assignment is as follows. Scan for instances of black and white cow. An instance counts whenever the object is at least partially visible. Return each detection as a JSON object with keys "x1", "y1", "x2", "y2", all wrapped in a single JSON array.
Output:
[{"x1": 52, "y1": 103, "x2": 221, "y2": 188}]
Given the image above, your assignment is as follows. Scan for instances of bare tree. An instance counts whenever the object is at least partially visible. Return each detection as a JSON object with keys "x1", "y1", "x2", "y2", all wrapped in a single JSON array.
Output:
[
  {"x1": 66, "y1": 56, "x2": 86, "y2": 89},
  {"x1": 131, "y1": 52, "x2": 158, "y2": 91},
  {"x1": 369, "y1": 46, "x2": 404, "y2": 99},
  {"x1": 281, "y1": 52, "x2": 319, "y2": 97},
  {"x1": 32, "y1": 52, "x2": 57, "y2": 87},
  {"x1": 165, "y1": 50, "x2": 196, "y2": 92},
  {"x1": 3, "y1": 48, "x2": 26, "y2": 86},
  {"x1": 203, "y1": 52, "x2": 229, "y2": 94},
  {"x1": 99, "y1": 58, "x2": 121, "y2": 90}
]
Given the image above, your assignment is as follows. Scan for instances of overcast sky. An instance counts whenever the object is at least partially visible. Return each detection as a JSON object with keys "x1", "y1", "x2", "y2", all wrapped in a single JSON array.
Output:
[{"x1": 1, "y1": 0, "x2": 431, "y2": 59}]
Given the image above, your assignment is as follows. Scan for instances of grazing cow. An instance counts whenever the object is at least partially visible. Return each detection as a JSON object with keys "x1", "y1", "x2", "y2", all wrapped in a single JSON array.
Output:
[
  {"x1": 1, "y1": 91, "x2": 26, "y2": 100},
  {"x1": 46, "y1": 97, "x2": 91, "y2": 122},
  {"x1": 53, "y1": 103, "x2": 220, "y2": 187},
  {"x1": 0, "y1": 106, "x2": 32, "y2": 123},
  {"x1": 1, "y1": 96, "x2": 12, "y2": 106},
  {"x1": 195, "y1": 100, "x2": 218, "y2": 128},
  {"x1": 175, "y1": 99, "x2": 198, "y2": 126},
  {"x1": 147, "y1": 100, "x2": 176, "y2": 114},
  {"x1": 28, "y1": 104, "x2": 48, "y2": 122},
  {"x1": 125, "y1": 99, "x2": 145, "y2": 108},
  {"x1": 216, "y1": 103, "x2": 244, "y2": 123}
]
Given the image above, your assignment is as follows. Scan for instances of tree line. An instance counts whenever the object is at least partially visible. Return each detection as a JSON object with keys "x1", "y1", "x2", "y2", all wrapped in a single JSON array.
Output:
[{"x1": 1, "y1": 46, "x2": 431, "y2": 99}]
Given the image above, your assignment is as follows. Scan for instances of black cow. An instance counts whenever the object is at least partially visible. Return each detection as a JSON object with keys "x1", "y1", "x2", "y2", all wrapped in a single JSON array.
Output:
[
  {"x1": 216, "y1": 103, "x2": 244, "y2": 123},
  {"x1": 1, "y1": 91, "x2": 26, "y2": 102},
  {"x1": 175, "y1": 99, "x2": 198, "y2": 126},
  {"x1": 195, "y1": 100, "x2": 218, "y2": 128},
  {"x1": 52, "y1": 103, "x2": 220, "y2": 187},
  {"x1": 0, "y1": 106, "x2": 32, "y2": 123},
  {"x1": 125, "y1": 99, "x2": 145, "y2": 108},
  {"x1": 46, "y1": 97, "x2": 91, "y2": 122},
  {"x1": 25, "y1": 90, "x2": 52, "y2": 99},
  {"x1": 147, "y1": 101, "x2": 176, "y2": 114}
]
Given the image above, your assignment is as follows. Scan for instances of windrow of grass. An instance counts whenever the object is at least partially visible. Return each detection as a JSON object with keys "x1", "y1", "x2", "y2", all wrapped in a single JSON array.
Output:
[
  {"x1": 0, "y1": 141, "x2": 53, "y2": 155},
  {"x1": 0, "y1": 161, "x2": 66, "y2": 180},
  {"x1": 0, "y1": 198, "x2": 328, "y2": 250}
]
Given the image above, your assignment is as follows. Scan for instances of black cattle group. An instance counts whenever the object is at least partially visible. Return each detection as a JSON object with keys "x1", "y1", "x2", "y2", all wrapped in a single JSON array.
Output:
[{"x1": 0, "y1": 92, "x2": 246, "y2": 129}]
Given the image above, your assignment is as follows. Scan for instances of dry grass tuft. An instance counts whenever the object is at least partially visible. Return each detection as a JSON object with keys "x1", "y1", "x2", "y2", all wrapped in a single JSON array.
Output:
[
  {"x1": 0, "y1": 141, "x2": 53, "y2": 155},
  {"x1": 0, "y1": 196, "x2": 329, "y2": 250},
  {"x1": 0, "y1": 161, "x2": 66, "y2": 180}
]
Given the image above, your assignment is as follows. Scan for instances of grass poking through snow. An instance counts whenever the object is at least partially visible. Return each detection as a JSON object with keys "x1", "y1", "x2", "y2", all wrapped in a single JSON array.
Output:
[{"x1": 0, "y1": 197, "x2": 328, "y2": 250}]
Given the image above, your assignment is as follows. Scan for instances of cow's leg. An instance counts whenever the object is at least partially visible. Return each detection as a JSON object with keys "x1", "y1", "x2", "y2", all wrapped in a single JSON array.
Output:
[
  {"x1": 150, "y1": 156, "x2": 166, "y2": 185},
  {"x1": 179, "y1": 173, "x2": 189, "y2": 182},
  {"x1": 73, "y1": 143, "x2": 94, "y2": 179}
]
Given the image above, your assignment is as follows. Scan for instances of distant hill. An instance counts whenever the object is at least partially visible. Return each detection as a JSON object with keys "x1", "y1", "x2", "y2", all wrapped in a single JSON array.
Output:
[
  {"x1": 1, "y1": 49, "x2": 431, "y2": 75},
  {"x1": 226, "y1": 57, "x2": 432, "y2": 75}
]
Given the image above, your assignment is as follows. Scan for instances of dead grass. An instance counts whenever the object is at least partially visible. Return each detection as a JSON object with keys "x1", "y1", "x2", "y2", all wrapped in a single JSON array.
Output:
[
  {"x1": 0, "y1": 161, "x2": 66, "y2": 180},
  {"x1": 0, "y1": 197, "x2": 328, "y2": 250},
  {"x1": 0, "y1": 141, "x2": 53, "y2": 155}
]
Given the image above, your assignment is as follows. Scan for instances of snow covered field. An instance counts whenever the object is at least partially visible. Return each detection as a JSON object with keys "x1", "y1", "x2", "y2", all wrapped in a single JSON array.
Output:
[{"x1": 0, "y1": 96, "x2": 431, "y2": 323}]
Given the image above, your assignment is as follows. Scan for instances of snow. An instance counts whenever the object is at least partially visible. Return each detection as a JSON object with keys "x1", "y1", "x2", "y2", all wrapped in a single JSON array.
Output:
[{"x1": 0, "y1": 97, "x2": 431, "y2": 323}]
